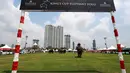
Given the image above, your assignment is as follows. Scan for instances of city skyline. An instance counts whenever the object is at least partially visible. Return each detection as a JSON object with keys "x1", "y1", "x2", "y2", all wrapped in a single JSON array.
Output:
[{"x1": 0, "y1": 0, "x2": 130, "y2": 49}]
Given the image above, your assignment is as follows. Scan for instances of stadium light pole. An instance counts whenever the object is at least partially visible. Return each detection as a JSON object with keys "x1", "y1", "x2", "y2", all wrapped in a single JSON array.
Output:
[
  {"x1": 104, "y1": 37, "x2": 108, "y2": 50},
  {"x1": 24, "y1": 35, "x2": 28, "y2": 49}
]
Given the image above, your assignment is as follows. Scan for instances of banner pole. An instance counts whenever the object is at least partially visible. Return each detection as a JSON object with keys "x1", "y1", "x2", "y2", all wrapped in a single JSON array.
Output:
[
  {"x1": 11, "y1": 10, "x2": 25, "y2": 73},
  {"x1": 110, "y1": 11, "x2": 126, "y2": 73}
]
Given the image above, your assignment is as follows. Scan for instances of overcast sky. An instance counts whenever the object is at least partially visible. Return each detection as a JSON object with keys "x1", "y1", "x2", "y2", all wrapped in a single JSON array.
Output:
[{"x1": 0, "y1": 0, "x2": 130, "y2": 49}]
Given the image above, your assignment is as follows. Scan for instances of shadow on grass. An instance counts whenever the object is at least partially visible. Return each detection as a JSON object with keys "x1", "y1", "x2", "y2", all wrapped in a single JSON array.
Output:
[{"x1": 3, "y1": 70, "x2": 102, "y2": 73}]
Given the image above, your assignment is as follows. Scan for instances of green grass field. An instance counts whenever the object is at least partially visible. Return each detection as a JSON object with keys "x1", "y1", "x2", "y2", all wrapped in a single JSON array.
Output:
[{"x1": 0, "y1": 53, "x2": 130, "y2": 73}]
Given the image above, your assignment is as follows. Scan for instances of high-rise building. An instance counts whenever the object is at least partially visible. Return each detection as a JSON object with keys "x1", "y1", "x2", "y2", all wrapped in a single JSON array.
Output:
[
  {"x1": 92, "y1": 39, "x2": 96, "y2": 50},
  {"x1": 44, "y1": 25, "x2": 63, "y2": 48},
  {"x1": 44, "y1": 25, "x2": 53, "y2": 48},
  {"x1": 64, "y1": 35, "x2": 71, "y2": 49},
  {"x1": 73, "y1": 42, "x2": 75, "y2": 50},
  {"x1": 53, "y1": 26, "x2": 57, "y2": 48},
  {"x1": 57, "y1": 26, "x2": 63, "y2": 48}
]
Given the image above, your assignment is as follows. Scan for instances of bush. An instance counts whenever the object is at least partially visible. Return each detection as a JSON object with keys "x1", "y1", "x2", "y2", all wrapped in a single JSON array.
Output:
[
  {"x1": 58, "y1": 49, "x2": 66, "y2": 54},
  {"x1": 48, "y1": 49, "x2": 54, "y2": 53}
]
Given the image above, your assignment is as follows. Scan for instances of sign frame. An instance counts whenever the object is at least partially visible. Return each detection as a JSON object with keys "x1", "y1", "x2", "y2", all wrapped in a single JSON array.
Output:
[{"x1": 20, "y1": 0, "x2": 116, "y2": 12}]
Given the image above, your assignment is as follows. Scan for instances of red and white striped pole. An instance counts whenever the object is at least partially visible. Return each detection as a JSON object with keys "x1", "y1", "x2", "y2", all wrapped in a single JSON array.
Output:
[
  {"x1": 11, "y1": 11, "x2": 25, "y2": 73},
  {"x1": 110, "y1": 11, "x2": 126, "y2": 73}
]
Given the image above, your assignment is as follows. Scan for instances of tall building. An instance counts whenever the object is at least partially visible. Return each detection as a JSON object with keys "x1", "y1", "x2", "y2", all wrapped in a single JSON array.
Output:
[
  {"x1": 44, "y1": 25, "x2": 63, "y2": 48},
  {"x1": 64, "y1": 35, "x2": 71, "y2": 49},
  {"x1": 92, "y1": 39, "x2": 96, "y2": 50},
  {"x1": 57, "y1": 26, "x2": 63, "y2": 48},
  {"x1": 44, "y1": 25, "x2": 53, "y2": 48},
  {"x1": 72, "y1": 42, "x2": 75, "y2": 50},
  {"x1": 53, "y1": 26, "x2": 57, "y2": 48}
]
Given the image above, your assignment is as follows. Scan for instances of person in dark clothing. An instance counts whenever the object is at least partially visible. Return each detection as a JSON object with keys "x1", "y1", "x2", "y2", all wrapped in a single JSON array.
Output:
[{"x1": 76, "y1": 43, "x2": 83, "y2": 58}]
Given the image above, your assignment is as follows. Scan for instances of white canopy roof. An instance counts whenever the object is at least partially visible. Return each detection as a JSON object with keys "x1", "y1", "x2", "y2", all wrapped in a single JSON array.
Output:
[
  {"x1": 121, "y1": 44, "x2": 125, "y2": 48},
  {"x1": 108, "y1": 46, "x2": 116, "y2": 50},
  {"x1": 98, "y1": 46, "x2": 116, "y2": 50},
  {"x1": 33, "y1": 43, "x2": 37, "y2": 46},
  {"x1": 98, "y1": 44, "x2": 126, "y2": 50},
  {"x1": 98, "y1": 48, "x2": 106, "y2": 50},
  {"x1": 1, "y1": 45, "x2": 11, "y2": 48},
  {"x1": 73, "y1": 49, "x2": 77, "y2": 51},
  {"x1": 68, "y1": 48, "x2": 73, "y2": 51},
  {"x1": 0, "y1": 44, "x2": 22, "y2": 50}
]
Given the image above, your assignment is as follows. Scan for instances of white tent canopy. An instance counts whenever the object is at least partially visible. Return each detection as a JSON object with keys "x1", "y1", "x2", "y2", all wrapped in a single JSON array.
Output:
[
  {"x1": 97, "y1": 44, "x2": 126, "y2": 51},
  {"x1": 121, "y1": 44, "x2": 125, "y2": 48},
  {"x1": 73, "y1": 49, "x2": 77, "y2": 52},
  {"x1": 0, "y1": 44, "x2": 11, "y2": 48},
  {"x1": 108, "y1": 46, "x2": 116, "y2": 50},
  {"x1": 68, "y1": 48, "x2": 72, "y2": 51},
  {"x1": 98, "y1": 48, "x2": 106, "y2": 50},
  {"x1": 98, "y1": 46, "x2": 116, "y2": 50},
  {"x1": 33, "y1": 43, "x2": 37, "y2": 46},
  {"x1": 0, "y1": 44, "x2": 12, "y2": 51}
]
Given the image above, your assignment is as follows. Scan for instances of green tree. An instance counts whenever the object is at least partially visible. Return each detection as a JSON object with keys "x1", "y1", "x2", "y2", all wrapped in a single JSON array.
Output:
[{"x1": 0, "y1": 44, "x2": 5, "y2": 47}]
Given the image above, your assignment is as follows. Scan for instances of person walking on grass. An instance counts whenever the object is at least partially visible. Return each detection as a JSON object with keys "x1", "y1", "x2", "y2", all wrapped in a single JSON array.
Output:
[{"x1": 76, "y1": 43, "x2": 83, "y2": 58}]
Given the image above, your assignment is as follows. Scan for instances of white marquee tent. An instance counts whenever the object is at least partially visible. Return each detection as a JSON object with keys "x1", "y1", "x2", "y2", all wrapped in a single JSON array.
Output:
[
  {"x1": 0, "y1": 45, "x2": 12, "y2": 51},
  {"x1": 97, "y1": 44, "x2": 125, "y2": 51}
]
